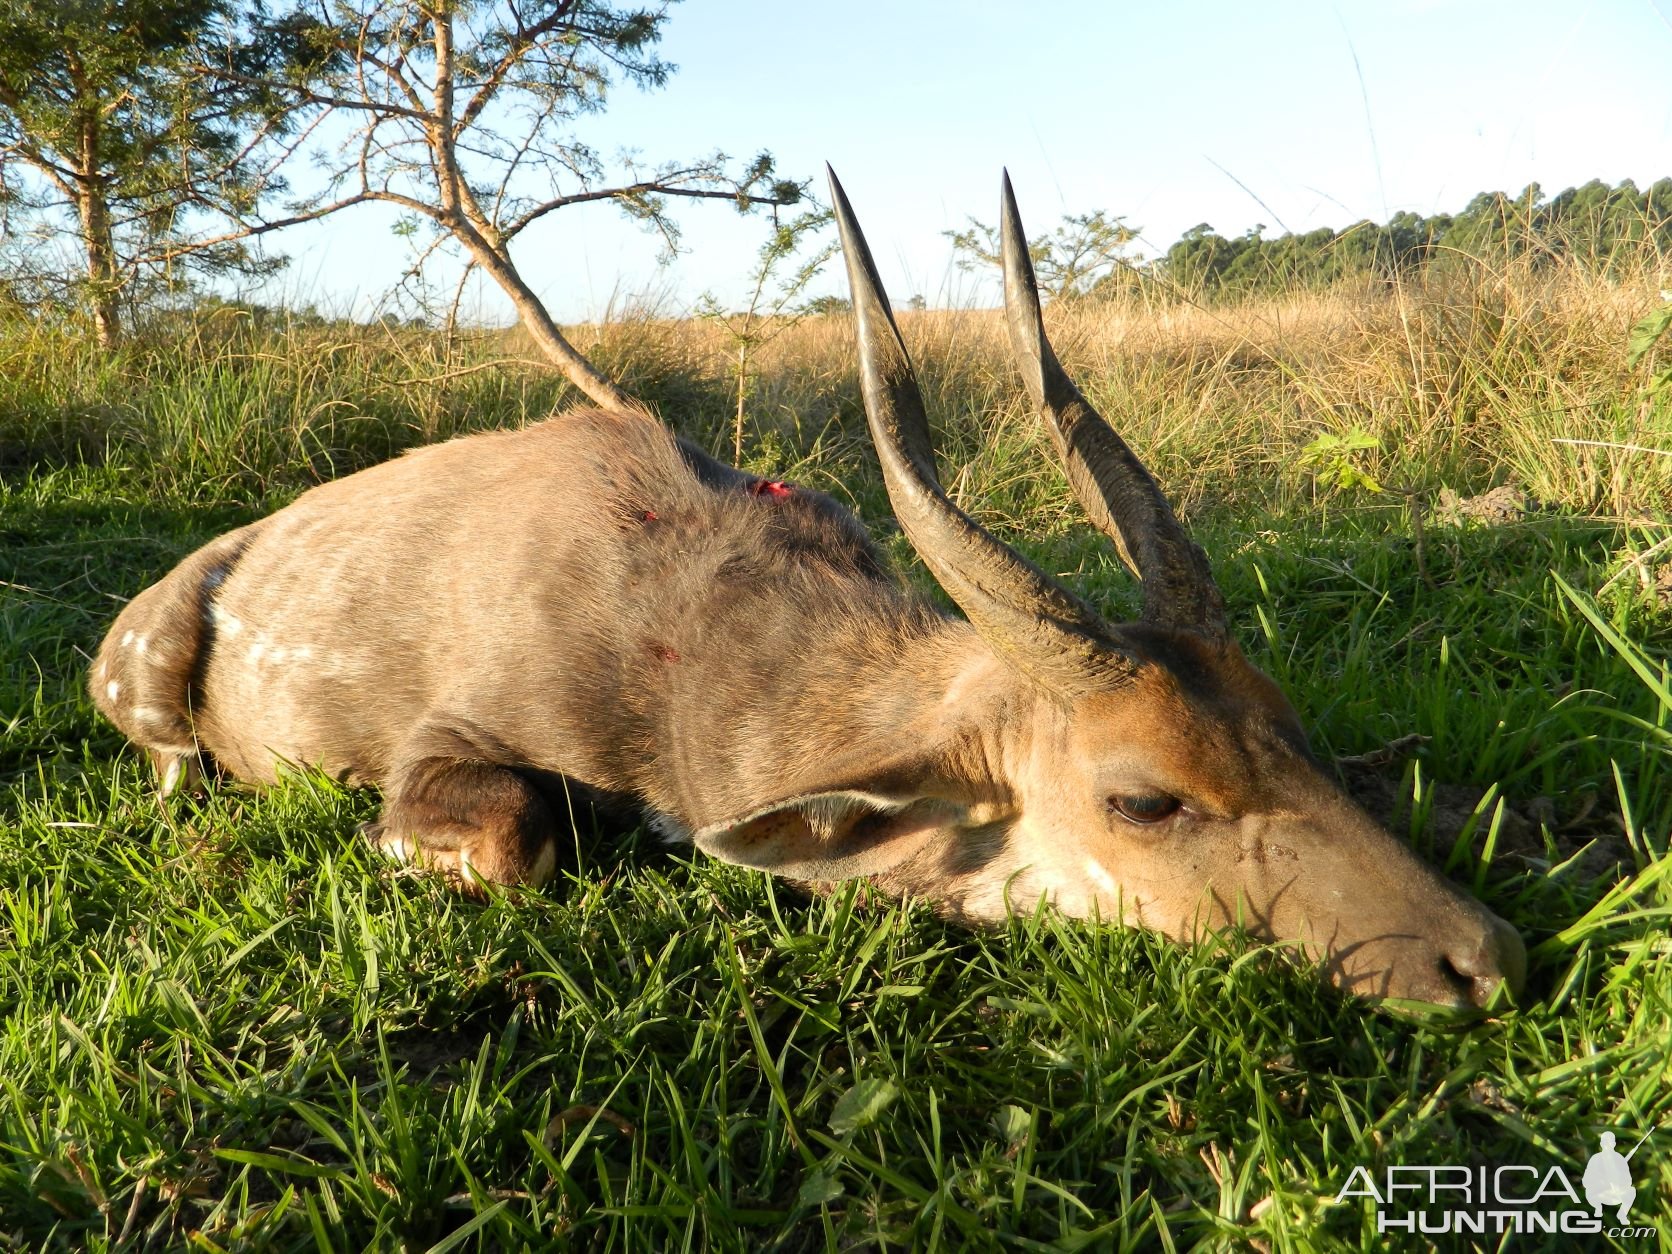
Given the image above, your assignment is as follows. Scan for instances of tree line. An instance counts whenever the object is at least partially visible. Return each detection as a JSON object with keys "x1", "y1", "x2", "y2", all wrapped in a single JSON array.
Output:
[
  {"x1": 1132, "y1": 178, "x2": 1672, "y2": 301},
  {"x1": 936, "y1": 178, "x2": 1672, "y2": 306}
]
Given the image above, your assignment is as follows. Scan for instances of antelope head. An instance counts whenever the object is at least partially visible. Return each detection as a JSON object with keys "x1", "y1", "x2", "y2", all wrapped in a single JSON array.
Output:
[{"x1": 770, "y1": 170, "x2": 1525, "y2": 1009}]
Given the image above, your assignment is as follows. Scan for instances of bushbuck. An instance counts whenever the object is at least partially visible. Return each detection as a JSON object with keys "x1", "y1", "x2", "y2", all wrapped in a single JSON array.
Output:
[{"x1": 89, "y1": 170, "x2": 1524, "y2": 1009}]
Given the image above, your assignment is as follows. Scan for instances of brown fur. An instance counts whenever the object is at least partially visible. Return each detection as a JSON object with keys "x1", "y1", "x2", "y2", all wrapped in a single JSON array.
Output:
[{"x1": 91, "y1": 406, "x2": 1523, "y2": 1008}]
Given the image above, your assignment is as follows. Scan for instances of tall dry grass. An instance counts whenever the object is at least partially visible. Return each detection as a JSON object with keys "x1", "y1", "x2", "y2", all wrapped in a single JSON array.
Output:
[
  {"x1": 588, "y1": 249, "x2": 1670, "y2": 523},
  {"x1": 2, "y1": 245, "x2": 1667, "y2": 520}
]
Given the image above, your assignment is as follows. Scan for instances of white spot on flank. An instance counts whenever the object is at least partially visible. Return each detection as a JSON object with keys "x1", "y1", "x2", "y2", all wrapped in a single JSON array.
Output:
[
  {"x1": 211, "y1": 605, "x2": 243, "y2": 636},
  {"x1": 647, "y1": 810, "x2": 693, "y2": 843},
  {"x1": 120, "y1": 630, "x2": 134, "y2": 648},
  {"x1": 133, "y1": 635, "x2": 148, "y2": 654},
  {"x1": 267, "y1": 646, "x2": 288, "y2": 664},
  {"x1": 1084, "y1": 856, "x2": 1119, "y2": 897},
  {"x1": 247, "y1": 642, "x2": 265, "y2": 662},
  {"x1": 105, "y1": 680, "x2": 120, "y2": 700},
  {"x1": 127, "y1": 705, "x2": 165, "y2": 726}
]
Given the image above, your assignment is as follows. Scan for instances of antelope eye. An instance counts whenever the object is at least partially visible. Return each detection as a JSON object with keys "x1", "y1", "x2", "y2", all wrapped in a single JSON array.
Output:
[{"x1": 1108, "y1": 793, "x2": 1181, "y2": 825}]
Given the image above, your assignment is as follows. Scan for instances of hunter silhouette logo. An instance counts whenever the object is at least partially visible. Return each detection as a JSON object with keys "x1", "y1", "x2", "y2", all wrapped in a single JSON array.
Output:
[
  {"x1": 1584, "y1": 1129, "x2": 1652, "y2": 1224},
  {"x1": 1335, "y1": 1125, "x2": 1659, "y2": 1238}
]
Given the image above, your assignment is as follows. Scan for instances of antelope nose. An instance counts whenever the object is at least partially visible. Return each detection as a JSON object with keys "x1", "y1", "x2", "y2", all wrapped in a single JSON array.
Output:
[{"x1": 1442, "y1": 914, "x2": 1526, "y2": 1009}]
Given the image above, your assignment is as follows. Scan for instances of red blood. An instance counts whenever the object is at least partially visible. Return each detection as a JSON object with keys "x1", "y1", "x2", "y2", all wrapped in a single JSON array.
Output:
[
  {"x1": 641, "y1": 509, "x2": 659, "y2": 522},
  {"x1": 750, "y1": 479, "x2": 793, "y2": 499},
  {"x1": 650, "y1": 644, "x2": 680, "y2": 663}
]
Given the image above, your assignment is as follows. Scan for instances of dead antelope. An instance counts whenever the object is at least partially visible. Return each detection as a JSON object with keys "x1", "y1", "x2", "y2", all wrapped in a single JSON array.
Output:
[{"x1": 89, "y1": 169, "x2": 1524, "y2": 1009}]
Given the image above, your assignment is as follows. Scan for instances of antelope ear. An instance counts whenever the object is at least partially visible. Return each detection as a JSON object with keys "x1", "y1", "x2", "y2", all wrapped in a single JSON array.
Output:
[{"x1": 694, "y1": 790, "x2": 959, "y2": 880}]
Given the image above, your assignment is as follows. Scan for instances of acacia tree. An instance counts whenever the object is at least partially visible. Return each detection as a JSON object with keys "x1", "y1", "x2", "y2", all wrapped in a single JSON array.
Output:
[
  {"x1": 946, "y1": 209, "x2": 1135, "y2": 302},
  {"x1": 0, "y1": 0, "x2": 302, "y2": 346},
  {"x1": 211, "y1": 0, "x2": 802, "y2": 407},
  {"x1": 696, "y1": 204, "x2": 834, "y2": 460}
]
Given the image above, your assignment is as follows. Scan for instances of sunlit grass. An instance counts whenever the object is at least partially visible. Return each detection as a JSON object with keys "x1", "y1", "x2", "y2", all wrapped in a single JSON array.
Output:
[{"x1": 1, "y1": 247, "x2": 1668, "y2": 1247}]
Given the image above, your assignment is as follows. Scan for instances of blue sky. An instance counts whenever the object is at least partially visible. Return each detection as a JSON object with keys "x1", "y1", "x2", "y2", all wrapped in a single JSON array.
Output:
[{"x1": 261, "y1": 0, "x2": 1672, "y2": 322}]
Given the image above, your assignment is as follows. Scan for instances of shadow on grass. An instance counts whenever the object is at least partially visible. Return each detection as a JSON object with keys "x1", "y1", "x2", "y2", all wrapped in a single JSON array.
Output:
[{"x1": 2, "y1": 496, "x2": 258, "y2": 778}]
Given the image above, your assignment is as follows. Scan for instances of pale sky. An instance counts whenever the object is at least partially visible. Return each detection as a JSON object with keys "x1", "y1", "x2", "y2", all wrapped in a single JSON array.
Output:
[{"x1": 255, "y1": 0, "x2": 1672, "y2": 323}]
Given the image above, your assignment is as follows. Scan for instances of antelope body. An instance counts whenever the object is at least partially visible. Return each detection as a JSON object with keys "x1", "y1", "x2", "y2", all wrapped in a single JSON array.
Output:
[{"x1": 90, "y1": 172, "x2": 1524, "y2": 1008}]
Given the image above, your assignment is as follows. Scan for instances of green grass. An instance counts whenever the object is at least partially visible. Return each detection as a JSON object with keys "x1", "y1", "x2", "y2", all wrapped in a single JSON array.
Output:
[{"x1": 1, "y1": 305, "x2": 1670, "y2": 1250}]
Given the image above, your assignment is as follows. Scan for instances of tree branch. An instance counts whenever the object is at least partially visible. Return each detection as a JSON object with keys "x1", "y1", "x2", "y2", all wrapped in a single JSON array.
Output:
[
  {"x1": 142, "y1": 188, "x2": 439, "y2": 263},
  {"x1": 502, "y1": 179, "x2": 795, "y2": 241},
  {"x1": 453, "y1": 0, "x2": 579, "y2": 137},
  {"x1": 1, "y1": 141, "x2": 82, "y2": 199},
  {"x1": 196, "y1": 65, "x2": 433, "y2": 124}
]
